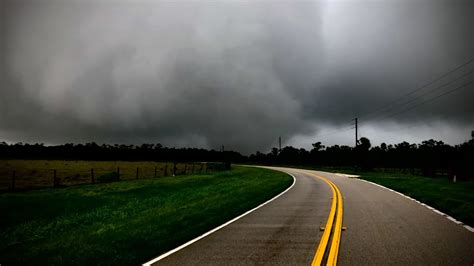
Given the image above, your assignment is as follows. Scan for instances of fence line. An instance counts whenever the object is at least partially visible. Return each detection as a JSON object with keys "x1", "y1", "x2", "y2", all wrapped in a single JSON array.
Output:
[{"x1": 0, "y1": 162, "x2": 230, "y2": 192}]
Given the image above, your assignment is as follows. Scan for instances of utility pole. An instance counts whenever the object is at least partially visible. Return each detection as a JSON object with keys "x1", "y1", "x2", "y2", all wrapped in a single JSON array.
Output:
[
  {"x1": 279, "y1": 136, "x2": 282, "y2": 153},
  {"x1": 354, "y1": 117, "x2": 359, "y2": 172},
  {"x1": 355, "y1": 118, "x2": 358, "y2": 147}
]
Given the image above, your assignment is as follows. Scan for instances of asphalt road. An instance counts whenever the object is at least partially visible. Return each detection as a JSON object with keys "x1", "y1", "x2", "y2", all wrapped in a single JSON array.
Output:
[{"x1": 150, "y1": 167, "x2": 474, "y2": 265}]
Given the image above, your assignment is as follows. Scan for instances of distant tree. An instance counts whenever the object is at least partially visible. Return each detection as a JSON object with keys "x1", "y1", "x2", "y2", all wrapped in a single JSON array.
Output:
[
  {"x1": 311, "y1": 142, "x2": 325, "y2": 152},
  {"x1": 358, "y1": 137, "x2": 371, "y2": 151},
  {"x1": 356, "y1": 137, "x2": 372, "y2": 170},
  {"x1": 271, "y1": 147, "x2": 279, "y2": 156},
  {"x1": 279, "y1": 146, "x2": 300, "y2": 164}
]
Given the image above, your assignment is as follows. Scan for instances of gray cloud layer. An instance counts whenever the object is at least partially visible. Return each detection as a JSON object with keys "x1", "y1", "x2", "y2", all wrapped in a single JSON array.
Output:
[{"x1": 1, "y1": 0, "x2": 473, "y2": 153}]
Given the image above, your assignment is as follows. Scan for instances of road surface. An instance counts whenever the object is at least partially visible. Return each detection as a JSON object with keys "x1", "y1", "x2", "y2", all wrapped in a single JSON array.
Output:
[{"x1": 147, "y1": 167, "x2": 474, "y2": 265}]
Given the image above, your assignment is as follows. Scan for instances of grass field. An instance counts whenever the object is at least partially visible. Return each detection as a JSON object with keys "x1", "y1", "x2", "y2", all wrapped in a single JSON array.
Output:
[
  {"x1": 0, "y1": 166, "x2": 292, "y2": 265},
  {"x1": 317, "y1": 167, "x2": 474, "y2": 227},
  {"x1": 0, "y1": 160, "x2": 207, "y2": 191}
]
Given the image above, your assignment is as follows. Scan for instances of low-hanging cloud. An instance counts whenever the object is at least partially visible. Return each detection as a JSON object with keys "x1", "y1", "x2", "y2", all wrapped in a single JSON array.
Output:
[{"x1": 1, "y1": 0, "x2": 473, "y2": 153}]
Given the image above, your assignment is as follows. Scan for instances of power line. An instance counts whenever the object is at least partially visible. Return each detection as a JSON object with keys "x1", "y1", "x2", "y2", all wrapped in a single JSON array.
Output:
[
  {"x1": 357, "y1": 58, "x2": 474, "y2": 119},
  {"x1": 372, "y1": 121, "x2": 433, "y2": 134},
  {"x1": 372, "y1": 80, "x2": 473, "y2": 121},
  {"x1": 358, "y1": 82, "x2": 474, "y2": 139},
  {"x1": 363, "y1": 70, "x2": 474, "y2": 123},
  {"x1": 314, "y1": 58, "x2": 474, "y2": 144},
  {"x1": 312, "y1": 125, "x2": 353, "y2": 139}
]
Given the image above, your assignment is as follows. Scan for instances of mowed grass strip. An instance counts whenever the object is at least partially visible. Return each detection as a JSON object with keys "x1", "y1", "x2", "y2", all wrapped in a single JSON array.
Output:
[
  {"x1": 0, "y1": 166, "x2": 292, "y2": 265},
  {"x1": 357, "y1": 171, "x2": 474, "y2": 227}
]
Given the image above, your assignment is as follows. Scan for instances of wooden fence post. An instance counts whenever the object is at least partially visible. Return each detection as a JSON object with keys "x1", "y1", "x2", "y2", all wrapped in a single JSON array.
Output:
[
  {"x1": 192, "y1": 163, "x2": 195, "y2": 174},
  {"x1": 91, "y1": 168, "x2": 95, "y2": 183},
  {"x1": 53, "y1": 169, "x2": 58, "y2": 187},
  {"x1": 200, "y1": 163, "x2": 203, "y2": 172},
  {"x1": 173, "y1": 162, "x2": 177, "y2": 176},
  {"x1": 11, "y1": 170, "x2": 16, "y2": 191},
  {"x1": 154, "y1": 166, "x2": 157, "y2": 178},
  {"x1": 136, "y1": 167, "x2": 139, "y2": 179},
  {"x1": 117, "y1": 167, "x2": 120, "y2": 180},
  {"x1": 164, "y1": 164, "x2": 168, "y2": 176}
]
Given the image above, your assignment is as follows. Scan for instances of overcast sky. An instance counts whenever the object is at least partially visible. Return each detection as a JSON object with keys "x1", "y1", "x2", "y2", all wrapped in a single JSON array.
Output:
[{"x1": 1, "y1": 0, "x2": 473, "y2": 154}]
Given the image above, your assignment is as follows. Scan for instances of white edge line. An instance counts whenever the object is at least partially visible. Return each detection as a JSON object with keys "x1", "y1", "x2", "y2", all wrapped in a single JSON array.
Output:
[
  {"x1": 335, "y1": 173, "x2": 360, "y2": 178},
  {"x1": 142, "y1": 172, "x2": 297, "y2": 265},
  {"x1": 464, "y1": 225, "x2": 474, "y2": 232},
  {"x1": 354, "y1": 178, "x2": 472, "y2": 233}
]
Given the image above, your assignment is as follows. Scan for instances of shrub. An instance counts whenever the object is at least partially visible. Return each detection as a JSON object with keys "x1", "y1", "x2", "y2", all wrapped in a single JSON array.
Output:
[
  {"x1": 97, "y1": 172, "x2": 119, "y2": 183},
  {"x1": 206, "y1": 162, "x2": 231, "y2": 171}
]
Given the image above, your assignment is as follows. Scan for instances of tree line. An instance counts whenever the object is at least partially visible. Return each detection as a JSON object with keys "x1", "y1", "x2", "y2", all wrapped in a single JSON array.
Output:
[
  {"x1": 249, "y1": 138, "x2": 474, "y2": 179},
  {"x1": 0, "y1": 142, "x2": 245, "y2": 163},
  {"x1": 1, "y1": 138, "x2": 473, "y2": 179}
]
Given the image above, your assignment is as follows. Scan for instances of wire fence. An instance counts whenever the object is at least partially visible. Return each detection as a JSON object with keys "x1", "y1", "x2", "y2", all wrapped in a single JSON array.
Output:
[{"x1": 0, "y1": 162, "x2": 228, "y2": 192}]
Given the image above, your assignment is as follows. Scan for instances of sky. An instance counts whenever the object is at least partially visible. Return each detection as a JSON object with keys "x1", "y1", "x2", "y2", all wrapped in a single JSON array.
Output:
[{"x1": 1, "y1": 0, "x2": 473, "y2": 154}]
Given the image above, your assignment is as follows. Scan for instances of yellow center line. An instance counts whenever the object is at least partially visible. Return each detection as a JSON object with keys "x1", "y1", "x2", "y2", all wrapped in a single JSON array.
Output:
[
  {"x1": 311, "y1": 176, "x2": 337, "y2": 265},
  {"x1": 327, "y1": 179, "x2": 343, "y2": 266},
  {"x1": 297, "y1": 170, "x2": 343, "y2": 266}
]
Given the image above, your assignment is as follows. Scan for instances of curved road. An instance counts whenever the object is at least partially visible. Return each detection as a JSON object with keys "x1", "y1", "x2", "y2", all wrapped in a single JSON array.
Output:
[{"x1": 149, "y1": 167, "x2": 474, "y2": 265}]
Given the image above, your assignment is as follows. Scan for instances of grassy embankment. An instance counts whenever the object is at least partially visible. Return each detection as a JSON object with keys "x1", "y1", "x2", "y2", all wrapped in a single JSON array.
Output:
[
  {"x1": 316, "y1": 167, "x2": 474, "y2": 227},
  {"x1": 0, "y1": 166, "x2": 292, "y2": 265}
]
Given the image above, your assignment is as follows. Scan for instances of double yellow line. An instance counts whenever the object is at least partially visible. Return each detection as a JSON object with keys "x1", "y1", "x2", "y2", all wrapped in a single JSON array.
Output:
[{"x1": 302, "y1": 171, "x2": 344, "y2": 266}]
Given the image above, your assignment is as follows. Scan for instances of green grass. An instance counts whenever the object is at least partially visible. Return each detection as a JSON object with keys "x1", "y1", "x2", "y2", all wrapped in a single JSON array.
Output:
[
  {"x1": 0, "y1": 166, "x2": 292, "y2": 265},
  {"x1": 317, "y1": 168, "x2": 474, "y2": 227}
]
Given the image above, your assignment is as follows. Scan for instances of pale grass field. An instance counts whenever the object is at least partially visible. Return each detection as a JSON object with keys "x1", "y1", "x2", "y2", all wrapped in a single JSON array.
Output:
[{"x1": 0, "y1": 160, "x2": 207, "y2": 190}]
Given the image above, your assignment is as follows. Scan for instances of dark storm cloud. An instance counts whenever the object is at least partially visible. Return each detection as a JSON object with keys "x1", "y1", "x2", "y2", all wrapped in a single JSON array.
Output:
[
  {"x1": 1, "y1": 0, "x2": 473, "y2": 153},
  {"x1": 302, "y1": 0, "x2": 474, "y2": 125}
]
